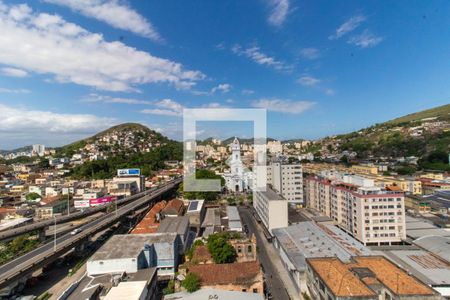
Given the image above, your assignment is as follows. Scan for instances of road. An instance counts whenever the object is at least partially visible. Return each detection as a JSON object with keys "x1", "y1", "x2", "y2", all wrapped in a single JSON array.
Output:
[
  {"x1": 0, "y1": 187, "x2": 159, "y2": 242},
  {"x1": 239, "y1": 206, "x2": 291, "y2": 300},
  {"x1": 0, "y1": 178, "x2": 181, "y2": 289}
]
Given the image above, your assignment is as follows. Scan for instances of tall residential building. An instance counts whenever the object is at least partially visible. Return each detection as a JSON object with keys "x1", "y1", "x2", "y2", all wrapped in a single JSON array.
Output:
[
  {"x1": 32, "y1": 144, "x2": 45, "y2": 156},
  {"x1": 305, "y1": 173, "x2": 406, "y2": 246},
  {"x1": 253, "y1": 186, "x2": 288, "y2": 233},
  {"x1": 267, "y1": 161, "x2": 303, "y2": 205}
]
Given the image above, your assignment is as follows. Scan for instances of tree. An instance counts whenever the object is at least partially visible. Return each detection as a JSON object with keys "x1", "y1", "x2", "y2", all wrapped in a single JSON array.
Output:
[
  {"x1": 26, "y1": 192, "x2": 41, "y2": 201},
  {"x1": 182, "y1": 273, "x2": 200, "y2": 293},
  {"x1": 207, "y1": 233, "x2": 236, "y2": 264}
]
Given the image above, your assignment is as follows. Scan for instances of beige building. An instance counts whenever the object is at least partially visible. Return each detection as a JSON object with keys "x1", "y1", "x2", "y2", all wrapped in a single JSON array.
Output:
[
  {"x1": 351, "y1": 164, "x2": 378, "y2": 175},
  {"x1": 253, "y1": 186, "x2": 288, "y2": 233},
  {"x1": 305, "y1": 173, "x2": 406, "y2": 246},
  {"x1": 267, "y1": 161, "x2": 303, "y2": 205}
]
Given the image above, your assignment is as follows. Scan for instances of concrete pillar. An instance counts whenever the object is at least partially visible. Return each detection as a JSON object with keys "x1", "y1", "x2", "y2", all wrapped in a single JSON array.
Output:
[{"x1": 38, "y1": 228, "x2": 47, "y2": 242}]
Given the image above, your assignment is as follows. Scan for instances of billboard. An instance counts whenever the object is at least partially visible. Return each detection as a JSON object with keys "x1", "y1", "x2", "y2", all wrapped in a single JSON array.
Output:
[
  {"x1": 74, "y1": 200, "x2": 90, "y2": 209},
  {"x1": 117, "y1": 168, "x2": 141, "y2": 177},
  {"x1": 89, "y1": 196, "x2": 117, "y2": 206}
]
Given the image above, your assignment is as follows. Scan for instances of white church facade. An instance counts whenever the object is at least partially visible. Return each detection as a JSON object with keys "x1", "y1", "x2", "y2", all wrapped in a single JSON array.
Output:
[{"x1": 223, "y1": 137, "x2": 253, "y2": 193}]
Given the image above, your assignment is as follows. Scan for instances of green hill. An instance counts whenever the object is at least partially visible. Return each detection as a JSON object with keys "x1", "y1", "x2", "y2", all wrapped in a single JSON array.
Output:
[
  {"x1": 330, "y1": 104, "x2": 450, "y2": 171},
  {"x1": 386, "y1": 103, "x2": 450, "y2": 125}
]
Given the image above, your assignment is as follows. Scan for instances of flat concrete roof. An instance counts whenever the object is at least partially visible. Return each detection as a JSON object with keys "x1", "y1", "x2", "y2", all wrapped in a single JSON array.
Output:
[
  {"x1": 157, "y1": 216, "x2": 189, "y2": 235},
  {"x1": 103, "y1": 281, "x2": 147, "y2": 300},
  {"x1": 257, "y1": 186, "x2": 284, "y2": 201},
  {"x1": 165, "y1": 288, "x2": 264, "y2": 300},
  {"x1": 89, "y1": 233, "x2": 176, "y2": 261}
]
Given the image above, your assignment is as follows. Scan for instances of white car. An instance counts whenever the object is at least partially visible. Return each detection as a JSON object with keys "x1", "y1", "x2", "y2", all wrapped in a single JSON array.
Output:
[{"x1": 70, "y1": 228, "x2": 82, "y2": 235}]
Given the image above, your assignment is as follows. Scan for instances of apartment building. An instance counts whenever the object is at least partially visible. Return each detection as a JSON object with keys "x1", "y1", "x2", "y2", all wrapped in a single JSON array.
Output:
[
  {"x1": 305, "y1": 173, "x2": 406, "y2": 246},
  {"x1": 253, "y1": 186, "x2": 288, "y2": 232},
  {"x1": 267, "y1": 161, "x2": 303, "y2": 205}
]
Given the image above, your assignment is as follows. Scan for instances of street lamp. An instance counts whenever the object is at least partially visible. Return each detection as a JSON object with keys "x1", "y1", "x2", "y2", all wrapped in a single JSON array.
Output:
[
  {"x1": 53, "y1": 216, "x2": 57, "y2": 252},
  {"x1": 67, "y1": 192, "x2": 70, "y2": 216}
]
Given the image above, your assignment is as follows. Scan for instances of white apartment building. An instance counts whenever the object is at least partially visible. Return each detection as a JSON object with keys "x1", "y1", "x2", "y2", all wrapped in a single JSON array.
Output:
[
  {"x1": 267, "y1": 161, "x2": 303, "y2": 205},
  {"x1": 305, "y1": 173, "x2": 406, "y2": 246},
  {"x1": 32, "y1": 144, "x2": 45, "y2": 157},
  {"x1": 253, "y1": 186, "x2": 288, "y2": 233}
]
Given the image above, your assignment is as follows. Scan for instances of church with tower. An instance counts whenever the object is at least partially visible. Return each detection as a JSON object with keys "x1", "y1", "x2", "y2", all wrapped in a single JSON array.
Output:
[{"x1": 223, "y1": 137, "x2": 253, "y2": 193}]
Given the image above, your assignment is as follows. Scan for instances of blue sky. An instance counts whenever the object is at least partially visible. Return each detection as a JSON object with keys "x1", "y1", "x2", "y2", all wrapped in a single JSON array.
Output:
[{"x1": 0, "y1": 0, "x2": 449, "y2": 149}]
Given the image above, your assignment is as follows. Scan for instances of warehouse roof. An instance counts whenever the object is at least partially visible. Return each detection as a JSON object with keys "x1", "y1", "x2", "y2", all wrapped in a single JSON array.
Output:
[
  {"x1": 414, "y1": 235, "x2": 450, "y2": 263},
  {"x1": 272, "y1": 222, "x2": 371, "y2": 271},
  {"x1": 90, "y1": 233, "x2": 177, "y2": 261}
]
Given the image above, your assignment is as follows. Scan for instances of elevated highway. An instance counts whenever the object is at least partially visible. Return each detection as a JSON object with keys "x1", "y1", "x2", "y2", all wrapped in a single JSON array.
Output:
[
  {"x1": 0, "y1": 178, "x2": 182, "y2": 289},
  {"x1": 0, "y1": 183, "x2": 168, "y2": 242}
]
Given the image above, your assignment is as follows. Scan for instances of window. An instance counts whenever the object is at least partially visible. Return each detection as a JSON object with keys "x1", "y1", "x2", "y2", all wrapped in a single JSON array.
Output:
[
  {"x1": 253, "y1": 288, "x2": 258, "y2": 293},
  {"x1": 248, "y1": 245, "x2": 252, "y2": 252}
]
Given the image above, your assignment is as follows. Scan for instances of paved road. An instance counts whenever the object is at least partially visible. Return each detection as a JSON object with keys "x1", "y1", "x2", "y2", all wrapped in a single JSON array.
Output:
[
  {"x1": 239, "y1": 206, "x2": 291, "y2": 300},
  {"x1": 0, "y1": 179, "x2": 181, "y2": 288}
]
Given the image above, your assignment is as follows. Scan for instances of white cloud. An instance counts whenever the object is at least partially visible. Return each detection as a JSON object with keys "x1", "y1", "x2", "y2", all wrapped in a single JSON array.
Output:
[
  {"x1": 329, "y1": 15, "x2": 366, "y2": 40},
  {"x1": 348, "y1": 30, "x2": 383, "y2": 48},
  {"x1": 299, "y1": 48, "x2": 320, "y2": 60},
  {"x1": 0, "y1": 87, "x2": 30, "y2": 93},
  {"x1": 325, "y1": 88, "x2": 335, "y2": 96},
  {"x1": 1, "y1": 67, "x2": 28, "y2": 77},
  {"x1": 241, "y1": 89, "x2": 255, "y2": 95},
  {"x1": 81, "y1": 93, "x2": 152, "y2": 105},
  {"x1": 140, "y1": 99, "x2": 230, "y2": 117},
  {"x1": 0, "y1": 103, "x2": 116, "y2": 147},
  {"x1": 252, "y1": 98, "x2": 315, "y2": 114},
  {"x1": 267, "y1": 0, "x2": 290, "y2": 27},
  {"x1": 0, "y1": 2, "x2": 204, "y2": 92},
  {"x1": 232, "y1": 44, "x2": 292, "y2": 72},
  {"x1": 44, "y1": 0, "x2": 162, "y2": 41},
  {"x1": 297, "y1": 76, "x2": 321, "y2": 86},
  {"x1": 211, "y1": 83, "x2": 232, "y2": 93},
  {"x1": 141, "y1": 99, "x2": 185, "y2": 117}
]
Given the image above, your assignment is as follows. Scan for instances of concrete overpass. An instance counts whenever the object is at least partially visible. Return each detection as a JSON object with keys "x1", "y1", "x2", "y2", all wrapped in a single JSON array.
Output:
[
  {"x1": 0, "y1": 178, "x2": 182, "y2": 290},
  {"x1": 0, "y1": 185, "x2": 163, "y2": 242}
]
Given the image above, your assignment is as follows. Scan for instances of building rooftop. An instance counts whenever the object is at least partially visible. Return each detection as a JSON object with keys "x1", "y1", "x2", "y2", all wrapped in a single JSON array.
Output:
[
  {"x1": 201, "y1": 208, "x2": 221, "y2": 228},
  {"x1": 164, "y1": 288, "x2": 264, "y2": 300},
  {"x1": 377, "y1": 249, "x2": 450, "y2": 286},
  {"x1": 258, "y1": 186, "x2": 285, "y2": 201},
  {"x1": 189, "y1": 261, "x2": 260, "y2": 286},
  {"x1": 103, "y1": 281, "x2": 147, "y2": 300},
  {"x1": 308, "y1": 256, "x2": 437, "y2": 297},
  {"x1": 272, "y1": 222, "x2": 371, "y2": 271},
  {"x1": 413, "y1": 235, "x2": 450, "y2": 263},
  {"x1": 186, "y1": 200, "x2": 204, "y2": 213},
  {"x1": 89, "y1": 233, "x2": 177, "y2": 261},
  {"x1": 157, "y1": 216, "x2": 189, "y2": 235},
  {"x1": 405, "y1": 215, "x2": 450, "y2": 239},
  {"x1": 162, "y1": 199, "x2": 184, "y2": 216}
]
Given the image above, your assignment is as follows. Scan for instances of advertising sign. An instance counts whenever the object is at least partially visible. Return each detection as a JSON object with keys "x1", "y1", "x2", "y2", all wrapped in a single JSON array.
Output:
[
  {"x1": 117, "y1": 168, "x2": 141, "y2": 177},
  {"x1": 74, "y1": 200, "x2": 90, "y2": 208},
  {"x1": 89, "y1": 196, "x2": 117, "y2": 206}
]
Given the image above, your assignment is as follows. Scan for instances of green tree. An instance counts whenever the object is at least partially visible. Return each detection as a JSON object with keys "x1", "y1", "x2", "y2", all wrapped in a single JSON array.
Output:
[
  {"x1": 26, "y1": 192, "x2": 41, "y2": 201},
  {"x1": 207, "y1": 233, "x2": 236, "y2": 264},
  {"x1": 182, "y1": 273, "x2": 200, "y2": 293}
]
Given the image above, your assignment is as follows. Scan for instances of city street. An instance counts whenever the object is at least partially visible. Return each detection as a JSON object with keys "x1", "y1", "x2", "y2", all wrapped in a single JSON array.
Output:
[{"x1": 239, "y1": 206, "x2": 298, "y2": 300}]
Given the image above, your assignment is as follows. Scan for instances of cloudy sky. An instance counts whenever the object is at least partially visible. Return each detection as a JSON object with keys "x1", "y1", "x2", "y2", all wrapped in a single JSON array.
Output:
[{"x1": 0, "y1": 0, "x2": 449, "y2": 149}]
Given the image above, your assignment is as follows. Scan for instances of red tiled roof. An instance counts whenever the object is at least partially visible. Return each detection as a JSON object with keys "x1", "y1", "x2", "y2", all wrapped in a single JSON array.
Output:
[
  {"x1": 162, "y1": 199, "x2": 184, "y2": 215},
  {"x1": 189, "y1": 261, "x2": 260, "y2": 286}
]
